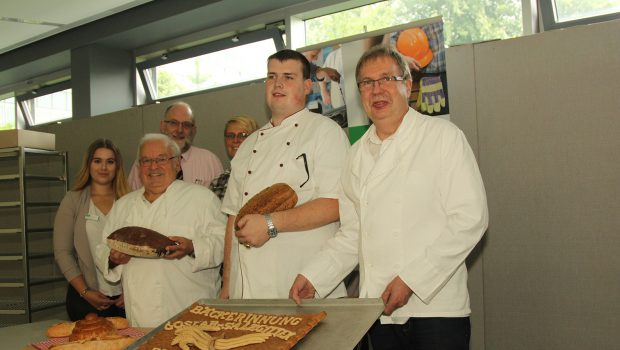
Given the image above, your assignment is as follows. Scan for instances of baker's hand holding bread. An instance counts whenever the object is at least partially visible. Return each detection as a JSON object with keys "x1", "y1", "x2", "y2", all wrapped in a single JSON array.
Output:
[
  {"x1": 165, "y1": 236, "x2": 194, "y2": 259},
  {"x1": 234, "y1": 213, "x2": 274, "y2": 248},
  {"x1": 108, "y1": 249, "x2": 131, "y2": 267}
]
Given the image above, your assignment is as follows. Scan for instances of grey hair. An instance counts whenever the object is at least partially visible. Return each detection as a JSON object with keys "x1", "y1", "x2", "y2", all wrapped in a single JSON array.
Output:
[
  {"x1": 165, "y1": 101, "x2": 195, "y2": 123},
  {"x1": 355, "y1": 45, "x2": 411, "y2": 83},
  {"x1": 136, "y1": 133, "x2": 181, "y2": 160}
]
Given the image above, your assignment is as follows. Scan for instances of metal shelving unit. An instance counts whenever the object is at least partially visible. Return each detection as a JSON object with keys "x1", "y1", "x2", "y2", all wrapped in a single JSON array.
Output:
[{"x1": 0, "y1": 147, "x2": 68, "y2": 326}]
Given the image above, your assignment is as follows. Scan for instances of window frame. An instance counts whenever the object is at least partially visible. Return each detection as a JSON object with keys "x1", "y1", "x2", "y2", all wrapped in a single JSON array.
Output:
[
  {"x1": 137, "y1": 28, "x2": 285, "y2": 103},
  {"x1": 16, "y1": 80, "x2": 72, "y2": 127},
  {"x1": 0, "y1": 95, "x2": 16, "y2": 130},
  {"x1": 539, "y1": 0, "x2": 620, "y2": 31}
]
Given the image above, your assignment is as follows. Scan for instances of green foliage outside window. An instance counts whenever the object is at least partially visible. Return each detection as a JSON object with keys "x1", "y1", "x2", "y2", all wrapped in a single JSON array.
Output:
[{"x1": 305, "y1": 0, "x2": 523, "y2": 47}]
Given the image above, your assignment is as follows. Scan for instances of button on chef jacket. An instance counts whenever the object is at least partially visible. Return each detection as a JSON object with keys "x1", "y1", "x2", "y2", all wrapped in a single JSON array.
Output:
[{"x1": 222, "y1": 108, "x2": 350, "y2": 299}]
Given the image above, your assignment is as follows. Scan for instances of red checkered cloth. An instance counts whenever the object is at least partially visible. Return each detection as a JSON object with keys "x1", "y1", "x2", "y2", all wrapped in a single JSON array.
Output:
[{"x1": 31, "y1": 328, "x2": 146, "y2": 350}]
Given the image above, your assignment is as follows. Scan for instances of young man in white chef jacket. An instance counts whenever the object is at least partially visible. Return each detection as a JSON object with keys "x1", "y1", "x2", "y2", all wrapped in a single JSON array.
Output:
[
  {"x1": 220, "y1": 49, "x2": 350, "y2": 299},
  {"x1": 290, "y1": 46, "x2": 489, "y2": 350}
]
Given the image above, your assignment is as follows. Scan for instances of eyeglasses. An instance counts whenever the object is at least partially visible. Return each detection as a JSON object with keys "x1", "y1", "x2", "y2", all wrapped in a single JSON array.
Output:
[
  {"x1": 224, "y1": 132, "x2": 250, "y2": 140},
  {"x1": 139, "y1": 156, "x2": 177, "y2": 167},
  {"x1": 357, "y1": 76, "x2": 408, "y2": 91},
  {"x1": 163, "y1": 119, "x2": 194, "y2": 129}
]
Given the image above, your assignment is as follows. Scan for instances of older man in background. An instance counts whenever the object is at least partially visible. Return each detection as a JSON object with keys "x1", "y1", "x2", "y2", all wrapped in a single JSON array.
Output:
[
  {"x1": 127, "y1": 101, "x2": 223, "y2": 189},
  {"x1": 96, "y1": 133, "x2": 226, "y2": 327}
]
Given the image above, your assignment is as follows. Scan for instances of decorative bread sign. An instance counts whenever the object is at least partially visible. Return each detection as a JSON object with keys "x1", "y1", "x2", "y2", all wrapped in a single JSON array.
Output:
[
  {"x1": 235, "y1": 183, "x2": 298, "y2": 229},
  {"x1": 107, "y1": 226, "x2": 176, "y2": 258}
]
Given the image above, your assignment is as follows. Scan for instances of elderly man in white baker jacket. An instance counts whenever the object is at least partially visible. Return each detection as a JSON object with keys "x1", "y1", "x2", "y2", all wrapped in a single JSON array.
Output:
[
  {"x1": 290, "y1": 46, "x2": 488, "y2": 350},
  {"x1": 95, "y1": 133, "x2": 226, "y2": 327}
]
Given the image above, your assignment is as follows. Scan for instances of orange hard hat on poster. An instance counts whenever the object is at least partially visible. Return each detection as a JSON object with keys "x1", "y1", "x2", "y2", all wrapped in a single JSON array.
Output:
[{"x1": 396, "y1": 28, "x2": 433, "y2": 68}]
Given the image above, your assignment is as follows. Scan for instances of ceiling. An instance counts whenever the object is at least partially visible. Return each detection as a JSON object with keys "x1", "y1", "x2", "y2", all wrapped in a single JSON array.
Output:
[
  {"x1": 0, "y1": 0, "x2": 154, "y2": 55},
  {"x1": 0, "y1": 0, "x2": 358, "y2": 95}
]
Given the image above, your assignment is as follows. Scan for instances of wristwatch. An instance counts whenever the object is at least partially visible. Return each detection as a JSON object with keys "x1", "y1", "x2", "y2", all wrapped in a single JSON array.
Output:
[{"x1": 264, "y1": 214, "x2": 278, "y2": 238}]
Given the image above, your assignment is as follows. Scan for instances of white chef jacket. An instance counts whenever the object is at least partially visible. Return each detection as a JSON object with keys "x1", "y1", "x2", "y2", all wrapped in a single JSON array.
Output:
[
  {"x1": 222, "y1": 108, "x2": 350, "y2": 299},
  {"x1": 301, "y1": 108, "x2": 488, "y2": 323},
  {"x1": 95, "y1": 181, "x2": 226, "y2": 327}
]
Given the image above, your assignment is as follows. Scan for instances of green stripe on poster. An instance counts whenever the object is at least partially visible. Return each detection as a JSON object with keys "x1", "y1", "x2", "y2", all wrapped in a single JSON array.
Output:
[{"x1": 348, "y1": 124, "x2": 370, "y2": 144}]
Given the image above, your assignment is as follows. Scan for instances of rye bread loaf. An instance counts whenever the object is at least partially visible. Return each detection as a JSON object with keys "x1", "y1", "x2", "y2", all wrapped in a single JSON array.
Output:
[
  {"x1": 235, "y1": 183, "x2": 298, "y2": 229},
  {"x1": 107, "y1": 226, "x2": 176, "y2": 258}
]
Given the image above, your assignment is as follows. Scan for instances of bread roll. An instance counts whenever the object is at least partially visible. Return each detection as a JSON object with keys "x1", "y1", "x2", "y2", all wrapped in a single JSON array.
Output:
[
  {"x1": 47, "y1": 322, "x2": 75, "y2": 338},
  {"x1": 69, "y1": 313, "x2": 116, "y2": 342},
  {"x1": 107, "y1": 316, "x2": 129, "y2": 330}
]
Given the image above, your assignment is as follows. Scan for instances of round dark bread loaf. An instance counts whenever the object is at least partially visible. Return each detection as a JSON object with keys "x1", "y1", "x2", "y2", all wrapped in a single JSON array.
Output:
[
  {"x1": 107, "y1": 226, "x2": 176, "y2": 258},
  {"x1": 235, "y1": 183, "x2": 298, "y2": 229}
]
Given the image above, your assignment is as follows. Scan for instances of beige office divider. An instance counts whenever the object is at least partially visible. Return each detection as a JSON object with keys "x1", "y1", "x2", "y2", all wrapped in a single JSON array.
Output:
[{"x1": 448, "y1": 19, "x2": 620, "y2": 350}]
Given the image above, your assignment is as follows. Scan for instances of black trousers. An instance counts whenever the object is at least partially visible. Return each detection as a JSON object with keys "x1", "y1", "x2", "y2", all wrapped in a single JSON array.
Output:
[
  {"x1": 65, "y1": 284, "x2": 125, "y2": 321},
  {"x1": 368, "y1": 317, "x2": 470, "y2": 350}
]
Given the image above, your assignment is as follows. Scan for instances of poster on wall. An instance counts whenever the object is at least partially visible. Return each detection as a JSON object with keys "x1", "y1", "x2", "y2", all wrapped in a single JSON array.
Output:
[{"x1": 299, "y1": 16, "x2": 448, "y2": 143}]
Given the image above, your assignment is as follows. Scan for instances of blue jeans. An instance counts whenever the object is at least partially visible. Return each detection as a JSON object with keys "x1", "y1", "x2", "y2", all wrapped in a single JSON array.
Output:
[{"x1": 368, "y1": 317, "x2": 470, "y2": 350}]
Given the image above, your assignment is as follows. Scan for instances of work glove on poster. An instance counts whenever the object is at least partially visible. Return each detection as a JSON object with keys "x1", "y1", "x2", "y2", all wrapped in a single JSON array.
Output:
[{"x1": 416, "y1": 76, "x2": 446, "y2": 114}]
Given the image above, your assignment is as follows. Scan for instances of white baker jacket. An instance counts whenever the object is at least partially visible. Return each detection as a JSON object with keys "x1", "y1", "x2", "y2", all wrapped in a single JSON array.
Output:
[
  {"x1": 95, "y1": 181, "x2": 226, "y2": 327},
  {"x1": 222, "y1": 108, "x2": 350, "y2": 299},
  {"x1": 301, "y1": 108, "x2": 488, "y2": 323}
]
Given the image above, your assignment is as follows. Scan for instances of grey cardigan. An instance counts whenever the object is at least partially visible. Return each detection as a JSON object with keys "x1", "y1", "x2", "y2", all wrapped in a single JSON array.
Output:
[{"x1": 53, "y1": 188, "x2": 100, "y2": 290}]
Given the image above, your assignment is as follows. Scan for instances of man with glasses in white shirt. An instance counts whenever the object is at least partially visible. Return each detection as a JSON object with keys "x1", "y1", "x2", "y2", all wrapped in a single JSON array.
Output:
[
  {"x1": 127, "y1": 101, "x2": 223, "y2": 189},
  {"x1": 290, "y1": 45, "x2": 488, "y2": 350},
  {"x1": 96, "y1": 133, "x2": 226, "y2": 327}
]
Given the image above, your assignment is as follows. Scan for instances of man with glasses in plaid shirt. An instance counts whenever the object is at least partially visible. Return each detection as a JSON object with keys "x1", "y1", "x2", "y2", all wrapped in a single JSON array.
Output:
[{"x1": 127, "y1": 101, "x2": 223, "y2": 190}]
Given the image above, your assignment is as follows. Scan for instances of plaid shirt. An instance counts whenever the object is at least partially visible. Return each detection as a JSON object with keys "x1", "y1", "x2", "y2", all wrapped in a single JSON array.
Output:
[
  {"x1": 209, "y1": 169, "x2": 230, "y2": 200},
  {"x1": 390, "y1": 20, "x2": 446, "y2": 74},
  {"x1": 421, "y1": 21, "x2": 446, "y2": 74}
]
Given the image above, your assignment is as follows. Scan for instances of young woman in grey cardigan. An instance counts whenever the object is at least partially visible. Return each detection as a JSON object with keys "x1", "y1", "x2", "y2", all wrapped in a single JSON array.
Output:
[{"x1": 53, "y1": 139, "x2": 130, "y2": 320}]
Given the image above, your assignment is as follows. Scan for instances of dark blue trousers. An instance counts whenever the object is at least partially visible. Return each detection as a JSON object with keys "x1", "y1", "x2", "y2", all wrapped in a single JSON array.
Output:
[
  {"x1": 65, "y1": 284, "x2": 125, "y2": 321},
  {"x1": 368, "y1": 317, "x2": 470, "y2": 350}
]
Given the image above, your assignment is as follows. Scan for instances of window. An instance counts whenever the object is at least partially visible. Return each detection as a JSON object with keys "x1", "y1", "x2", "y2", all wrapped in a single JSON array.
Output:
[
  {"x1": 138, "y1": 28, "x2": 284, "y2": 102},
  {"x1": 304, "y1": 0, "x2": 523, "y2": 46},
  {"x1": 0, "y1": 96, "x2": 16, "y2": 130},
  {"x1": 17, "y1": 81, "x2": 72, "y2": 126},
  {"x1": 540, "y1": 0, "x2": 620, "y2": 30}
]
